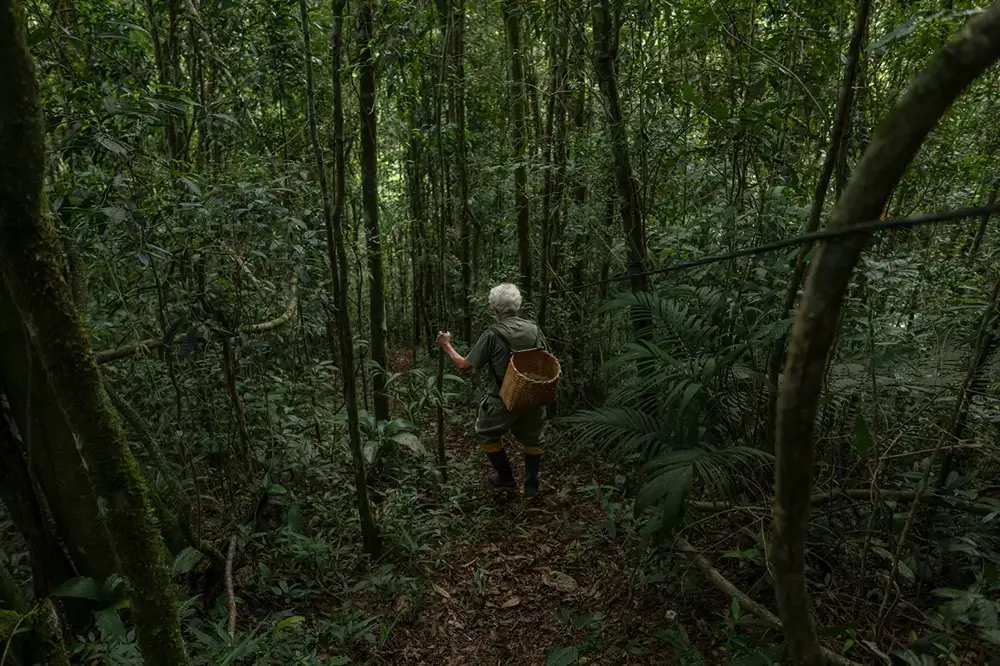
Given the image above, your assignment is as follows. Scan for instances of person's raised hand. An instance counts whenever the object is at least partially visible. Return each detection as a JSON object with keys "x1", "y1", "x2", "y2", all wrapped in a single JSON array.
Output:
[{"x1": 436, "y1": 331, "x2": 452, "y2": 349}]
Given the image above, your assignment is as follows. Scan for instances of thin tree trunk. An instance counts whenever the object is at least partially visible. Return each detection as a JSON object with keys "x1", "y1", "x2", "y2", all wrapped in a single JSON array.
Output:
[
  {"x1": 359, "y1": 0, "x2": 390, "y2": 422},
  {"x1": 539, "y1": 0, "x2": 558, "y2": 328},
  {"x1": 0, "y1": 4, "x2": 190, "y2": 661},
  {"x1": 300, "y1": 0, "x2": 380, "y2": 557},
  {"x1": 221, "y1": 336, "x2": 250, "y2": 456},
  {"x1": 591, "y1": 0, "x2": 649, "y2": 329},
  {"x1": 764, "y1": 0, "x2": 871, "y2": 453},
  {"x1": 502, "y1": 0, "x2": 532, "y2": 297},
  {"x1": 968, "y1": 176, "x2": 999, "y2": 258},
  {"x1": 453, "y1": 0, "x2": 472, "y2": 343},
  {"x1": 772, "y1": 9, "x2": 1000, "y2": 663},
  {"x1": 406, "y1": 120, "x2": 425, "y2": 348}
]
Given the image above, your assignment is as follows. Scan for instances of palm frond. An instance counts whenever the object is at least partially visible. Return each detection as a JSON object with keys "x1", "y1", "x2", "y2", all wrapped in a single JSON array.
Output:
[{"x1": 572, "y1": 289, "x2": 776, "y2": 540}]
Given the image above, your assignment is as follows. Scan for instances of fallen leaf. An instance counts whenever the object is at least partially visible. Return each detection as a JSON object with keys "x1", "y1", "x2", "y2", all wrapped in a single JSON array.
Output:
[
  {"x1": 432, "y1": 583, "x2": 452, "y2": 599},
  {"x1": 542, "y1": 570, "x2": 579, "y2": 593},
  {"x1": 500, "y1": 596, "x2": 522, "y2": 608}
]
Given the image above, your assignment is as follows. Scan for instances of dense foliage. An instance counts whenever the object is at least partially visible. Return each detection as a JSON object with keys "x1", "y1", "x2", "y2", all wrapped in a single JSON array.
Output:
[{"x1": 3, "y1": 0, "x2": 1000, "y2": 664}]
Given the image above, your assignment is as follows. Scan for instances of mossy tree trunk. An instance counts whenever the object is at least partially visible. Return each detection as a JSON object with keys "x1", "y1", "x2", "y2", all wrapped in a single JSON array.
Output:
[
  {"x1": 452, "y1": 0, "x2": 472, "y2": 343},
  {"x1": 0, "y1": 2, "x2": 190, "y2": 663}
]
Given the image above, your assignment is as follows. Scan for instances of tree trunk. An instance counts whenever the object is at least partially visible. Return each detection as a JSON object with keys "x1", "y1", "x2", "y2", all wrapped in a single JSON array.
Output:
[
  {"x1": 502, "y1": 0, "x2": 532, "y2": 298},
  {"x1": 221, "y1": 336, "x2": 250, "y2": 456},
  {"x1": 0, "y1": 3, "x2": 190, "y2": 661},
  {"x1": 319, "y1": 0, "x2": 381, "y2": 557},
  {"x1": 0, "y1": 409, "x2": 75, "y2": 598},
  {"x1": 453, "y1": 0, "x2": 472, "y2": 343},
  {"x1": 406, "y1": 114, "x2": 426, "y2": 349},
  {"x1": 764, "y1": 0, "x2": 871, "y2": 452},
  {"x1": 591, "y1": 0, "x2": 649, "y2": 328},
  {"x1": 0, "y1": 283, "x2": 115, "y2": 584},
  {"x1": 772, "y1": 9, "x2": 1000, "y2": 663},
  {"x1": 538, "y1": 0, "x2": 561, "y2": 329},
  {"x1": 359, "y1": 0, "x2": 391, "y2": 422},
  {"x1": 968, "y1": 176, "x2": 999, "y2": 258}
]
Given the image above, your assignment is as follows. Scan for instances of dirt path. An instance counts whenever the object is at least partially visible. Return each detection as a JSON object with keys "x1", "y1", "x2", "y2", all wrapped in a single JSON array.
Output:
[{"x1": 372, "y1": 433, "x2": 680, "y2": 666}]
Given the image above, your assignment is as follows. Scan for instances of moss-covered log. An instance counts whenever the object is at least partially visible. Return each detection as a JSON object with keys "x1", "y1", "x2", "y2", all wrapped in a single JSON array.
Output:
[{"x1": 0, "y1": 2, "x2": 189, "y2": 664}]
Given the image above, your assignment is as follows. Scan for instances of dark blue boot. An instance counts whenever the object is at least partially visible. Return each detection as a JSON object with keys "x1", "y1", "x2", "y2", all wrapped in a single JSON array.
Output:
[
  {"x1": 486, "y1": 450, "x2": 517, "y2": 489},
  {"x1": 524, "y1": 453, "x2": 541, "y2": 499}
]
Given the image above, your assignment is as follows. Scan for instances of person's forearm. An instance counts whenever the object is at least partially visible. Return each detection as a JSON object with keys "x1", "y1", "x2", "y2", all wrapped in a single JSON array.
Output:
[{"x1": 444, "y1": 343, "x2": 472, "y2": 370}]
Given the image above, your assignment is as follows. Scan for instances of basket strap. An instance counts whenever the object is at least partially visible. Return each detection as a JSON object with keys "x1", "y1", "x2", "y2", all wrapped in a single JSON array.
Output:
[
  {"x1": 488, "y1": 322, "x2": 546, "y2": 391},
  {"x1": 488, "y1": 325, "x2": 511, "y2": 392}
]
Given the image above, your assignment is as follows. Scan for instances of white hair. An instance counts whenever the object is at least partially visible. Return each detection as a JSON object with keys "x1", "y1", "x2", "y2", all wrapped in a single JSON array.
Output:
[{"x1": 488, "y1": 283, "x2": 522, "y2": 315}]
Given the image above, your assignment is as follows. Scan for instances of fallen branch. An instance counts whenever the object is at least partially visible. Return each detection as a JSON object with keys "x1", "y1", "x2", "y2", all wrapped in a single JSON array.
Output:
[
  {"x1": 689, "y1": 488, "x2": 996, "y2": 516},
  {"x1": 674, "y1": 536, "x2": 857, "y2": 666},
  {"x1": 226, "y1": 534, "x2": 237, "y2": 638},
  {"x1": 96, "y1": 273, "x2": 299, "y2": 363}
]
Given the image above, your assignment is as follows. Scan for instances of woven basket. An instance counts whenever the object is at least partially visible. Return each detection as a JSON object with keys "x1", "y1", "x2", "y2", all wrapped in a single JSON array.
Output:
[{"x1": 499, "y1": 349, "x2": 561, "y2": 412}]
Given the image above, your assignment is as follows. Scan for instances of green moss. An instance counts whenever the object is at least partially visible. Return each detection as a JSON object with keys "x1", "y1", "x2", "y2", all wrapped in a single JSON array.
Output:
[
  {"x1": 0, "y1": 609, "x2": 21, "y2": 640},
  {"x1": 29, "y1": 600, "x2": 70, "y2": 666}
]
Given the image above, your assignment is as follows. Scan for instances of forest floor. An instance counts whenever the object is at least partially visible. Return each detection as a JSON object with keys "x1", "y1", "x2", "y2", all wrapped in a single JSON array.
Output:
[{"x1": 372, "y1": 430, "x2": 679, "y2": 666}]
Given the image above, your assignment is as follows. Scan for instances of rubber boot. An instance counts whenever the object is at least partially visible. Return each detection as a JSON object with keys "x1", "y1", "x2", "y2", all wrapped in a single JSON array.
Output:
[
  {"x1": 524, "y1": 453, "x2": 541, "y2": 499},
  {"x1": 485, "y1": 450, "x2": 517, "y2": 489}
]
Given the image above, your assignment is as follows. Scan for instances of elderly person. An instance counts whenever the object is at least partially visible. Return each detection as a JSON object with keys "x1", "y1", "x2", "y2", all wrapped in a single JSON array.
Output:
[{"x1": 436, "y1": 283, "x2": 548, "y2": 498}]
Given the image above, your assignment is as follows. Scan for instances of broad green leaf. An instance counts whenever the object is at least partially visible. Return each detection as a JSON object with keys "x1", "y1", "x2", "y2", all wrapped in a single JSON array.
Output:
[
  {"x1": 100, "y1": 206, "x2": 128, "y2": 222},
  {"x1": 273, "y1": 615, "x2": 306, "y2": 635},
  {"x1": 287, "y1": 503, "x2": 304, "y2": 534},
  {"x1": 980, "y1": 628, "x2": 1000, "y2": 644},
  {"x1": 546, "y1": 645, "x2": 579, "y2": 666},
  {"x1": 94, "y1": 608, "x2": 127, "y2": 639},
  {"x1": 96, "y1": 134, "x2": 128, "y2": 155},
  {"x1": 28, "y1": 26, "x2": 56, "y2": 46},
  {"x1": 172, "y1": 547, "x2": 204, "y2": 576},
  {"x1": 383, "y1": 418, "x2": 414, "y2": 436},
  {"x1": 51, "y1": 576, "x2": 102, "y2": 601},
  {"x1": 391, "y1": 432, "x2": 427, "y2": 456},
  {"x1": 853, "y1": 414, "x2": 873, "y2": 458}
]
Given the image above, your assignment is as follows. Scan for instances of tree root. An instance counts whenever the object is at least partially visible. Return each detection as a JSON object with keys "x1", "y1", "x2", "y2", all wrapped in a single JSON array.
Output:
[{"x1": 674, "y1": 536, "x2": 858, "y2": 666}]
